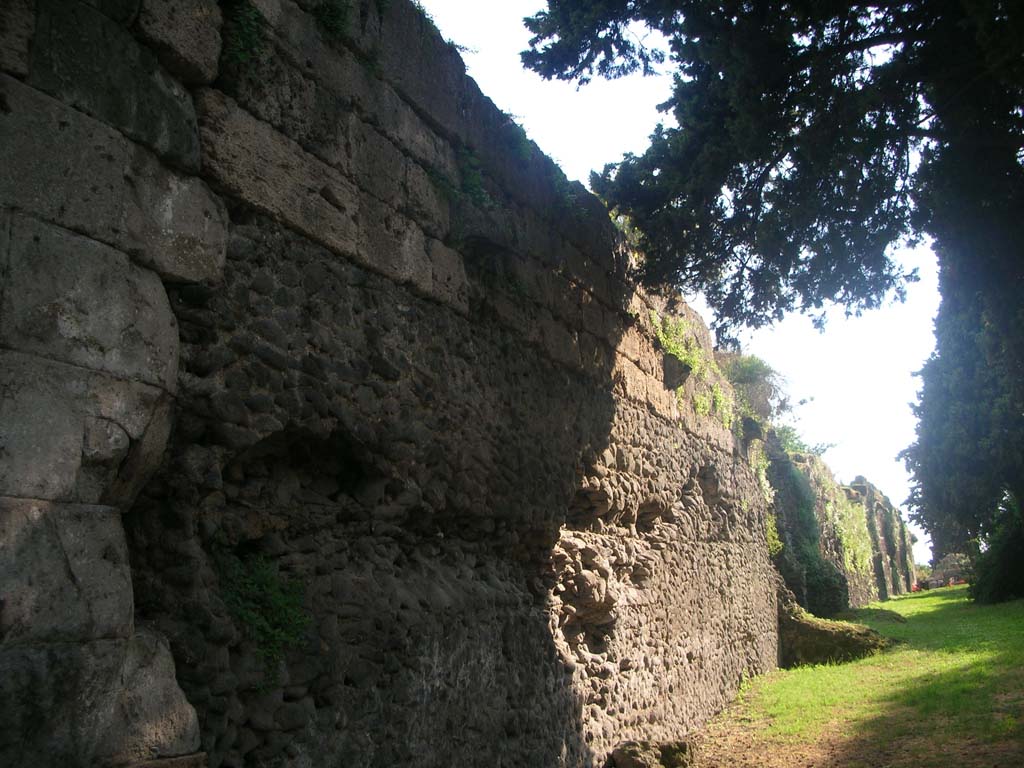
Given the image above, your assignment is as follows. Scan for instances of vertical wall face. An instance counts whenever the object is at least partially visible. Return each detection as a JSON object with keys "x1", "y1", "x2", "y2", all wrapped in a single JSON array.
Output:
[
  {"x1": 1, "y1": 2, "x2": 777, "y2": 767},
  {"x1": 0, "y1": 1, "x2": 222, "y2": 765},
  {"x1": 849, "y1": 478, "x2": 916, "y2": 597},
  {"x1": 769, "y1": 447, "x2": 916, "y2": 614}
]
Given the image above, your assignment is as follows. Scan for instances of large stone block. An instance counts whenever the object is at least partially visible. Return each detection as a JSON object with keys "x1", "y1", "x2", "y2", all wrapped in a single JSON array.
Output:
[
  {"x1": 0, "y1": 631, "x2": 200, "y2": 768},
  {"x1": 426, "y1": 238, "x2": 468, "y2": 315},
  {"x1": 136, "y1": 0, "x2": 222, "y2": 85},
  {"x1": 262, "y1": 1, "x2": 459, "y2": 182},
  {"x1": 196, "y1": 88, "x2": 361, "y2": 260},
  {"x1": 0, "y1": 75, "x2": 228, "y2": 283},
  {"x1": 0, "y1": 351, "x2": 172, "y2": 505},
  {"x1": 0, "y1": 74, "x2": 125, "y2": 239},
  {"x1": 120, "y1": 148, "x2": 229, "y2": 284},
  {"x1": 0, "y1": 214, "x2": 179, "y2": 390},
  {"x1": 0, "y1": 0, "x2": 33, "y2": 77},
  {"x1": 0, "y1": 497, "x2": 132, "y2": 644},
  {"x1": 100, "y1": 629, "x2": 203, "y2": 764},
  {"x1": 28, "y1": 0, "x2": 200, "y2": 170},
  {"x1": 196, "y1": 90, "x2": 468, "y2": 311},
  {"x1": 81, "y1": 0, "x2": 141, "y2": 24}
]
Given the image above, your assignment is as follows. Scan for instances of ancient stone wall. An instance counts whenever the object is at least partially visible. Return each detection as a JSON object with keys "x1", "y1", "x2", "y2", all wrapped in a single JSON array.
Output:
[
  {"x1": 847, "y1": 477, "x2": 916, "y2": 599},
  {"x1": 769, "y1": 445, "x2": 915, "y2": 614},
  {"x1": 0, "y1": 2, "x2": 777, "y2": 767}
]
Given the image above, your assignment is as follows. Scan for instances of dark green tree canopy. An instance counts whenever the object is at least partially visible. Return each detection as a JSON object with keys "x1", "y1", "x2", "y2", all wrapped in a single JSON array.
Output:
[
  {"x1": 522, "y1": 1, "x2": 1023, "y2": 339},
  {"x1": 524, "y1": 1, "x2": 1024, "y2": 590}
]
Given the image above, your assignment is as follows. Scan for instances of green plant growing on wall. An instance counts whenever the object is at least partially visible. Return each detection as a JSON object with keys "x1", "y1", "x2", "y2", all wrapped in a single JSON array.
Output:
[
  {"x1": 313, "y1": 0, "x2": 350, "y2": 39},
  {"x1": 832, "y1": 495, "x2": 874, "y2": 576},
  {"x1": 776, "y1": 424, "x2": 835, "y2": 457},
  {"x1": 779, "y1": 460, "x2": 849, "y2": 616},
  {"x1": 711, "y1": 382, "x2": 734, "y2": 429},
  {"x1": 549, "y1": 171, "x2": 589, "y2": 218},
  {"x1": 610, "y1": 211, "x2": 644, "y2": 249},
  {"x1": 218, "y1": 551, "x2": 310, "y2": 675},
  {"x1": 650, "y1": 310, "x2": 708, "y2": 379},
  {"x1": 411, "y1": 0, "x2": 434, "y2": 23},
  {"x1": 767, "y1": 513, "x2": 784, "y2": 557},
  {"x1": 222, "y1": 0, "x2": 266, "y2": 66},
  {"x1": 457, "y1": 147, "x2": 494, "y2": 209},
  {"x1": 750, "y1": 441, "x2": 774, "y2": 504},
  {"x1": 720, "y1": 352, "x2": 786, "y2": 432},
  {"x1": 425, "y1": 167, "x2": 459, "y2": 203},
  {"x1": 447, "y1": 39, "x2": 477, "y2": 56},
  {"x1": 649, "y1": 309, "x2": 737, "y2": 427},
  {"x1": 501, "y1": 114, "x2": 533, "y2": 161},
  {"x1": 693, "y1": 389, "x2": 711, "y2": 417}
]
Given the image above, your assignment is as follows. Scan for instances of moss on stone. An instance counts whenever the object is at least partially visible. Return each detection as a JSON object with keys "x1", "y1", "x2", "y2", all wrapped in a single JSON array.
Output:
[{"x1": 777, "y1": 582, "x2": 889, "y2": 668}]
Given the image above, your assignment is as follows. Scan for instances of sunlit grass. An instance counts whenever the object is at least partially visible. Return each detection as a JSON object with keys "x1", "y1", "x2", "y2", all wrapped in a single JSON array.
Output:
[{"x1": 716, "y1": 586, "x2": 1024, "y2": 763}]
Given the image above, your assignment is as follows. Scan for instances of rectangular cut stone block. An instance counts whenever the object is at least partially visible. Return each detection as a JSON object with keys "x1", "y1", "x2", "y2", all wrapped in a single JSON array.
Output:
[
  {"x1": 0, "y1": 497, "x2": 132, "y2": 644},
  {"x1": 197, "y1": 88, "x2": 361, "y2": 259},
  {"x1": 0, "y1": 75, "x2": 227, "y2": 283},
  {"x1": 28, "y1": 0, "x2": 200, "y2": 170},
  {"x1": 426, "y1": 239, "x2": 468, "y2": 315},
  {"x1": 120, "y1": 148, "x2": 228, "y2": 284},
  {"x1": 0, "y1": 73, "x2": 126, "y2": 239},
  {"x1": 611, "y1": 354, "x2": 677, "y2": 422},
  {"x1": 197, "y1": 90, "x2": 463, "y2": 310},
  {"x1": 198, "y1": 85, "x2": 460, "y2": 305},
  {"x1": 264, "y1": 2, "x2": 459, "y2": 182},
  {"x1": 0, "y1": 0, "x2": 34, "y2": 76},
  {"x1": 136, "y1": 0, "x2": 222, "y2": 85},
  {"x1": 355, "y1": 194, "x2": 432, "y2": 290},
  {"x1": 0, "y1": 351, "x2": 170, "y2": 504},
  {"x1": 0, "y1": 631, "x2": 200, "y2": 768},
  {"x1": 0, "y1": 214, "x2": 180, "y2": 390}
]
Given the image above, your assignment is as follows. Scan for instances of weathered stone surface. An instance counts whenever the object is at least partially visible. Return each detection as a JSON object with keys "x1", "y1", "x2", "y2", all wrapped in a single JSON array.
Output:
[
  {"x1": 82, "y1": 0, "x2": 141, "y2": 24},
  {"x1": 103, "y1": 394, "x2": 176, "y2": 508},
  {"x1": 663, "y1": 353, "x2": 691, "y2": 391},
  {"x1": 99, "y1": 629, "x2": 203, "y2": 764},
  {"x1": 610, "y1": 740, "x2": 698, "y2": 768},
  {"x1": 0, "y1": 351, "x2": 171, "y2": 504},
  {"x1": 0, "y1": 631, "x2": 200, "y2": 768},
  {"x1": 28, "y1": 0, "x2": 200, "y2": 170},
  {"x1": 121, "y1": 147, "x2": 229, "y2": 283},
  {"x1": 196, "y1": 88, "x2": 360, "y2": 261},
  {"x1": 0, "y1": 73, "x2": 126, "y2": 237},
  {"x1": 196, "y1": 89, "x2": 463, "y2": 310},
  {"x1": 128, "y1": 754, "x2": 208, "y2": 768},
  {"x1": 0, "y1": 75, "x2": 228, "y2": 283},
  {"x1": 769, "y1": 447, "x2": 915, "y2": 614},
  {"x1": 776, "y1": 580, "x2": 889, "y2": 668},
  {"x1": 4, "y1": 4, "x2": 786, "y2": 768},
  {"x1": 0, "y1": 0, "x2": 33, "y2": 76},
  {"x1": 119, "y1": 205, "x2": 777, "y2": 767},
  {"x1": 136, "y1": 0, "x2": 222, "y2": 85},
  {"x1": 848, "y1": 476, "x2": 916, "y2": 598},
  {"x1": 0, "y1": 497, "x2": 133, "y2": 644},
  {"x1": 240, "y1": 0, "x2": 460, "y2": 180},
  {"x1": 0, "y1": 214, "x2": 179, "y2": 390},
  {"x1": 426, "y1": 238, "x2": 468, "y2": 315}
]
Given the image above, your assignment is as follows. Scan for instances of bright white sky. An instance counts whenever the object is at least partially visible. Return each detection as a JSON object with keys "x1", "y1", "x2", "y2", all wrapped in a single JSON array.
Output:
[{"x1": 421, "y1": 0, "x2": 940, "y2": 564}]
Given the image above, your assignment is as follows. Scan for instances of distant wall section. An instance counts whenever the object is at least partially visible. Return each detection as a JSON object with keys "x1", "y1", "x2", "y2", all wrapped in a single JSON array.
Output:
[{"x1": 768, "y1": 444, "x2": 915, "y2": 614}]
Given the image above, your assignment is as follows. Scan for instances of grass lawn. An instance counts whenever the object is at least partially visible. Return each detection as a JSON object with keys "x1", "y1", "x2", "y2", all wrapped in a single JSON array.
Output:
[{"x1": 698, "y1": 586, "x2": 1024, "y2": 767}]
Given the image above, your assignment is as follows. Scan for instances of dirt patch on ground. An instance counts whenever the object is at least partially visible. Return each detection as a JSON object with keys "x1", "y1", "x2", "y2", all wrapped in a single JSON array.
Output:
[{"x1": 695, "y1": 715, "x2": 1024, "y2": 768}]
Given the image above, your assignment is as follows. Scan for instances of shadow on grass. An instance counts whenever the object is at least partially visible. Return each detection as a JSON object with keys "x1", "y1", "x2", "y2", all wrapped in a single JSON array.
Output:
[{"x1": 828, "y1": 589, "x2": 1024, "y2": 768}]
